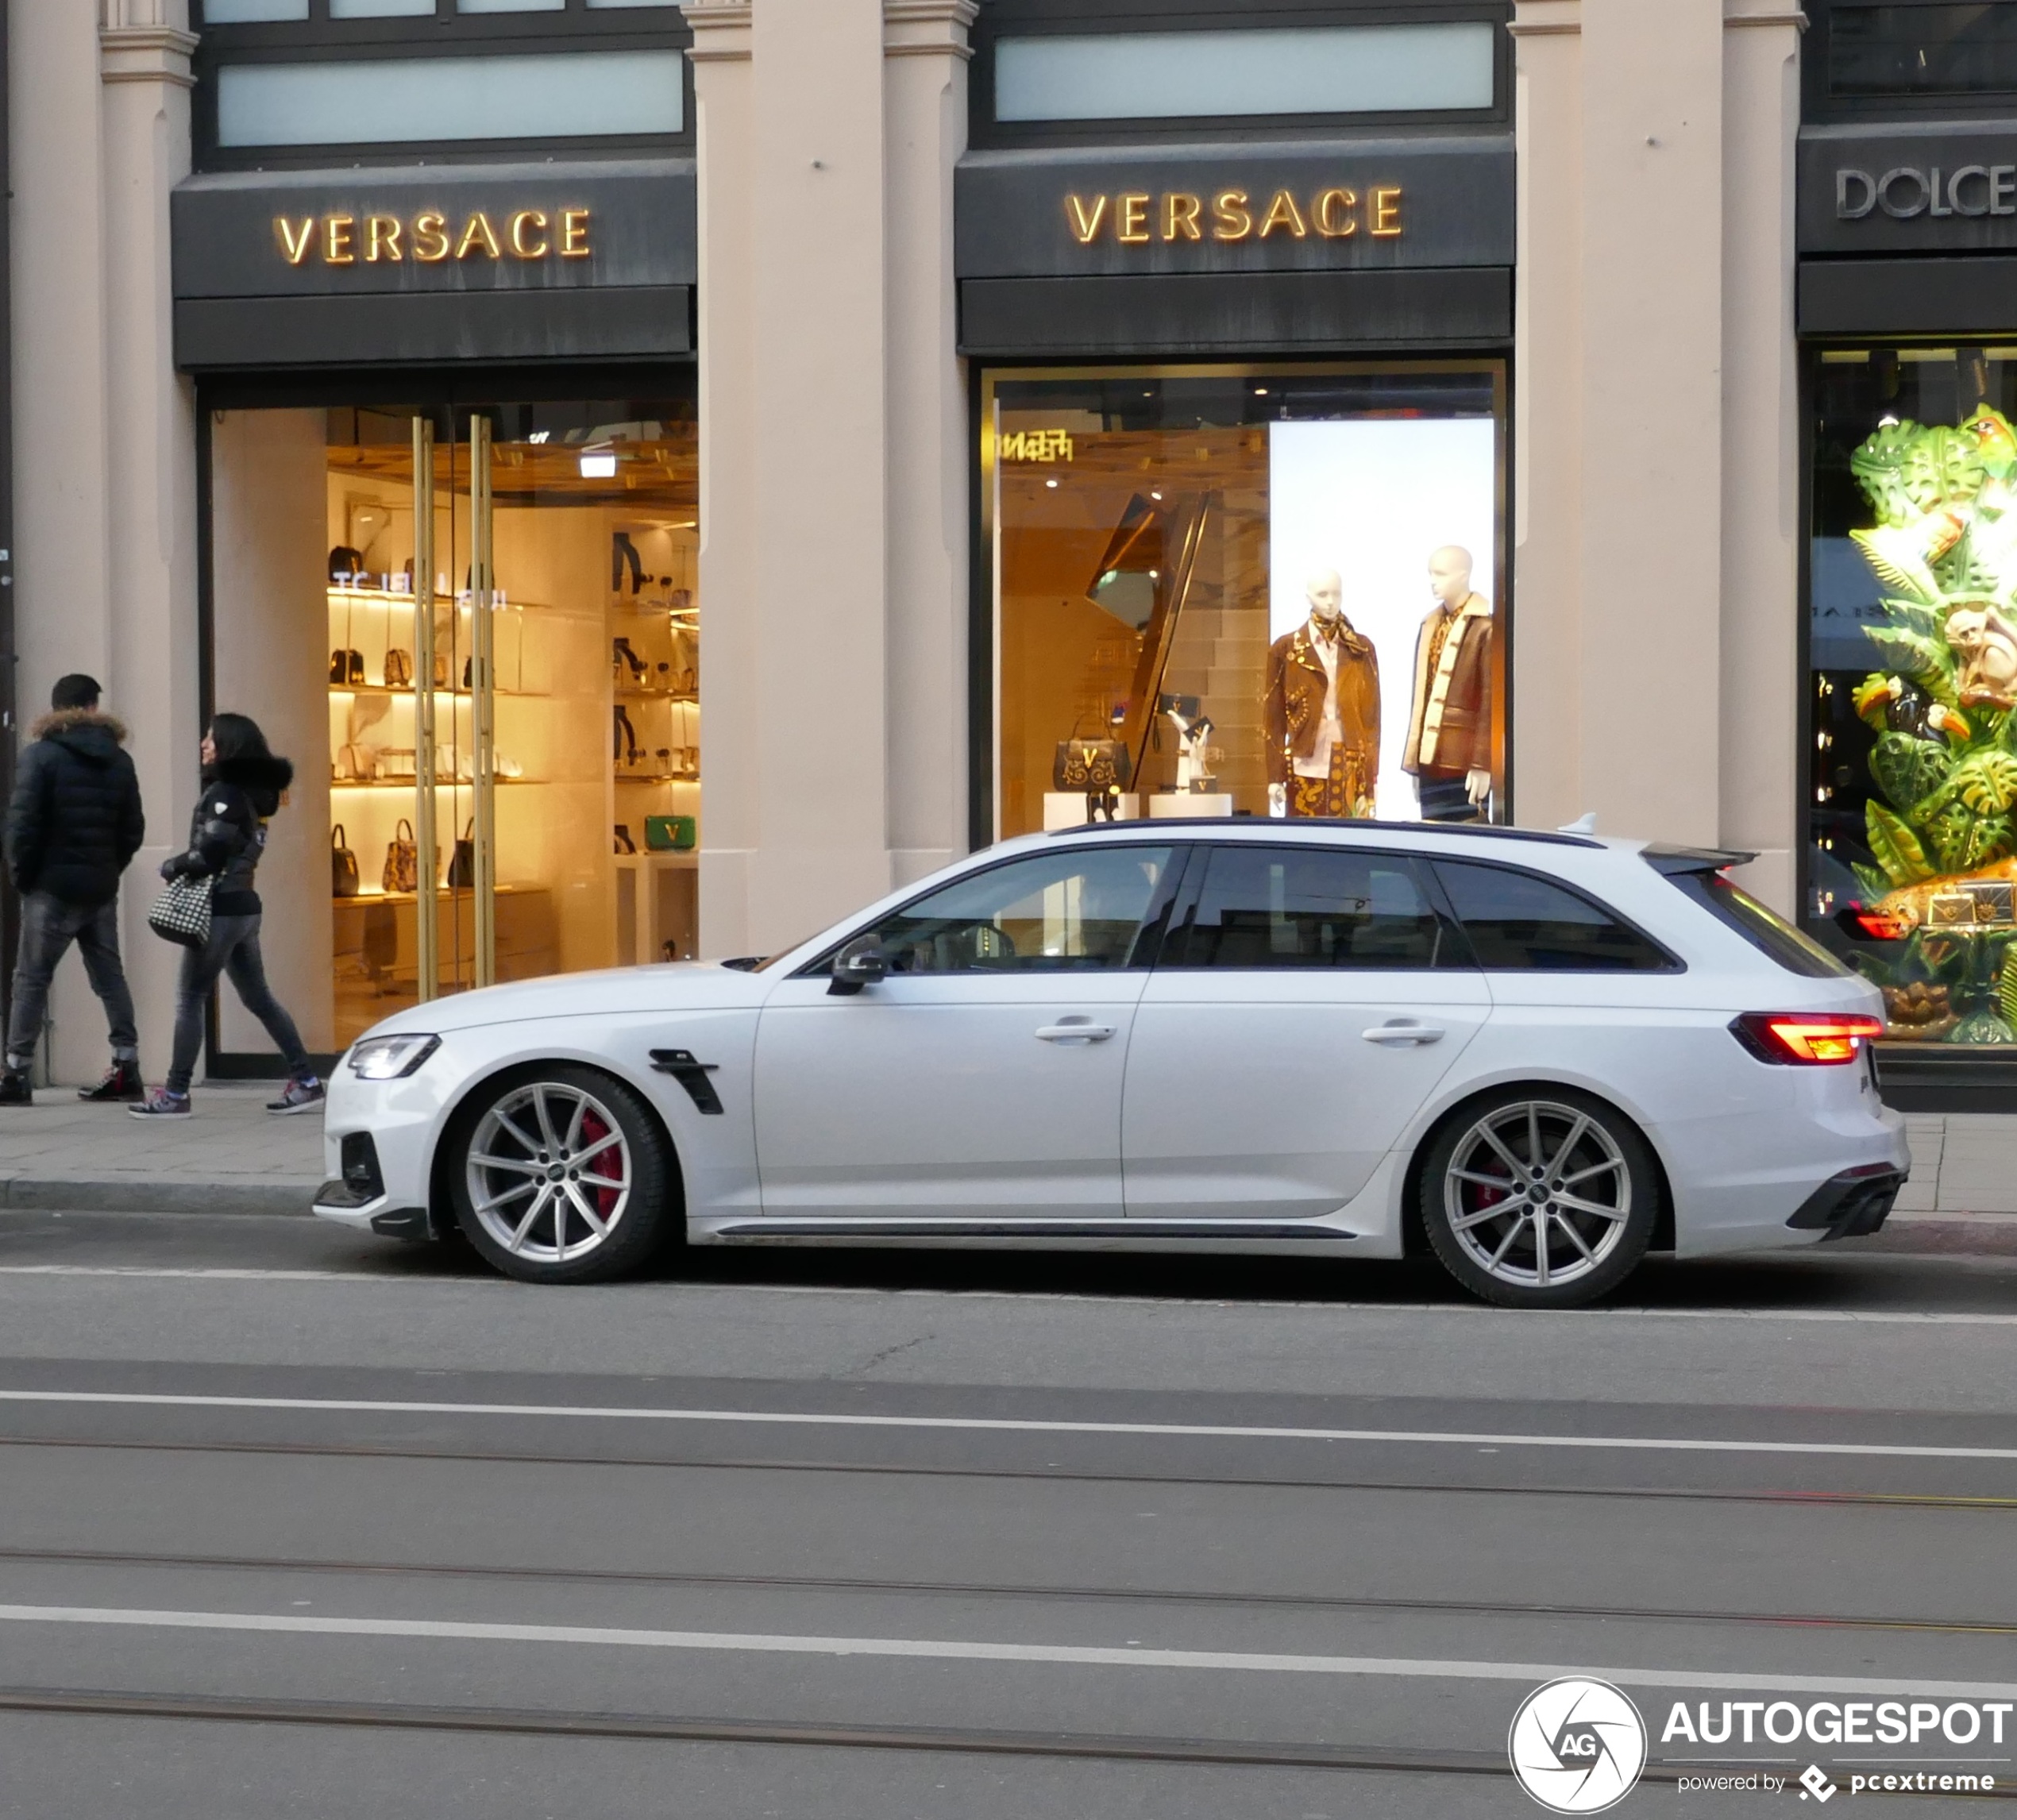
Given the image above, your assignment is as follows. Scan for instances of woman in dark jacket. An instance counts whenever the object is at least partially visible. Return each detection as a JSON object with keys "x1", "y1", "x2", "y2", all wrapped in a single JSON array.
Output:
[{"x1": 131, "y1": 714, "x2": 322, "y2": 1119}]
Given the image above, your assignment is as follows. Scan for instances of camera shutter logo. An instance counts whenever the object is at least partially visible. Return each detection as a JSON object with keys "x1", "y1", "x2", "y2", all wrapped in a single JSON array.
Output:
[{"x1": 1509, "y1": 1677, "x2": 1648, "y2": 1813}]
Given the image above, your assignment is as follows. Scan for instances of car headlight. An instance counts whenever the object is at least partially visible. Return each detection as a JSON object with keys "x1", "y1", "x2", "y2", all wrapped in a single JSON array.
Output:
[{"x1": 348, "y1": 1034, "x2": 440, "y2": 1080}]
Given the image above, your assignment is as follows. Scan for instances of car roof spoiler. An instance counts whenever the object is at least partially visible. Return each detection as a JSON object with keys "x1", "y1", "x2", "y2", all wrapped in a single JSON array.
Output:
[{"x1": 1641, "y1": 844, "x2": 1759, "y2": 876}]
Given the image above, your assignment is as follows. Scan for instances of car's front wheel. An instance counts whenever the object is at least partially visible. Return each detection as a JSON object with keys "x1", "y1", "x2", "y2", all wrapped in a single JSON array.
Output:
[
  {"x1": 1419, "y1": 1088, "x2": 1658, "y2": 1309},
  {"x1": 448, "y1": 1066, "x2": 673, "y2": 1284}
]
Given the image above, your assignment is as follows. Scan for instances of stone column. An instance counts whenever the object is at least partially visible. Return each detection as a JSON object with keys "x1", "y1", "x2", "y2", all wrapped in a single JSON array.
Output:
[
  {"x1": 1511, "y1": 0, "x2": 1803, "y2": 911},
  {"x1": 100, "y1": 0, "x2": 201, "y2": 1083},
  {"x1": 686, "y1": 0, "x2": 976, "y2": 957},
  {"x1": 883, "y1": 0, "x2": 976, "y2": 891}
]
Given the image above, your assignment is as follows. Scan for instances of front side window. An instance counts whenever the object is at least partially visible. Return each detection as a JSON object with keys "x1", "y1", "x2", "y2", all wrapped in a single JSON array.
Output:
[
  {"x1": 844, "y1": 846, "x2": 1175, "y2": 976},
  {"x1": 1434, "y1": 862, "x2": 1674, "y2": 972},
  {"x1": 1170, "y1": 846, "x2": 1452, "y2": 970}
]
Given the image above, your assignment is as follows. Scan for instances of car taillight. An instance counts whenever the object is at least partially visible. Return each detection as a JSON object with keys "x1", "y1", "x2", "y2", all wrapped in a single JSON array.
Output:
[{"x1": 1730, "y1": 1012, "x2": 1885, "y2": 1066}]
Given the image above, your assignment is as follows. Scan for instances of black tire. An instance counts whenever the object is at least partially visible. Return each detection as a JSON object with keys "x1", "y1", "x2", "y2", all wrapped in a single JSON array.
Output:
[
  {"x1": 1418, "y1": 1086, "x2": 1658, "y2": 1309},
  {"x1": 448, "y1": 1065, "x2": 673, "y2": 1285}
]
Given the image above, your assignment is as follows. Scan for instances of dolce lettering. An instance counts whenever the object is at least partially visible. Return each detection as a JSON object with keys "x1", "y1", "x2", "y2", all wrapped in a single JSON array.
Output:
[
  {"x1": 1836, "y1": 166, "x2": 2017, "y2": 220},
  {"x1": 1064, "y1": 186, "x2": 1404, "y2": 246},
  {"x1": 273, "y1": 208, "x2": 592, "y2": 266}
]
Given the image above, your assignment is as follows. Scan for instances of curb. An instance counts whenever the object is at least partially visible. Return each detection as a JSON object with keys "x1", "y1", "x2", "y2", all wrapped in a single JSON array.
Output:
[{"x1": 0, "y1": 1179, "x2": 319, "y2": 1217}]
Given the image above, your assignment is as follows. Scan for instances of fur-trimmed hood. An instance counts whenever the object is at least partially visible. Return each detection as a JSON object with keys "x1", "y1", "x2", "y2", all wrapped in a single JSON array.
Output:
[
  {"x1": 207, "y1": 751, "x2": 295, "y2": 817},
  {"x1": 30, "y1": 708, "x2": 128, "y2": 752}
]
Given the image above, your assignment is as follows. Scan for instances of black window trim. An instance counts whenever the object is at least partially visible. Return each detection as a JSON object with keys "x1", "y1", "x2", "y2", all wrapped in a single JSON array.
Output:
[
  {"x1": 191, "y1": 0, "x2": 694, "y2": 171},
  {"x1": 1429, "y1": 855, "x2": 1688, "y2": 975},
  {"x1": 790, "y1": 840, "x2": 1193, "y2": 981},
  {"x1": 967, "y1": 0, "x2": 1511, "y2": 151},
  {"x1": 1155, "y1": 839, "x2": 1475, "y2": 973},
  {"x1": 1801, "y1": 0, "x2": 2017, "y2": 125}
]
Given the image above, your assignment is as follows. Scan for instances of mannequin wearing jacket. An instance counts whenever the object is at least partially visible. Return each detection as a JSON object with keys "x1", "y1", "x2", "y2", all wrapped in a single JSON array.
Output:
[
  {"x1": 1264, "y1": 572, "x2": 1380, "y2": 819},
  {"x1": 1403, "y1": 546, "x2": 1494, "y2": 822}
]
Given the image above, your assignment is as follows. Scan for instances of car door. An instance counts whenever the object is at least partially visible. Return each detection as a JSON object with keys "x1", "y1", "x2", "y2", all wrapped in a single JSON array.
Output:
[
  {"x1": 754, "y1": 842, "x2": 1179, "y2": 1222},
  {"x1": 1123, "y1": 842, "x2": 1489, "y2": 1220}
]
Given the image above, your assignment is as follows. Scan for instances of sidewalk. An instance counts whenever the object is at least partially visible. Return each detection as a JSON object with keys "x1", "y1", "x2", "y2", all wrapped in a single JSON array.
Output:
[
  {"x1": 0, "y1": 1084, "x2": 323, "y2": 1215},
  {"x1": 0, "y1": 1089, "x2": 2013, "y2": 1233}
]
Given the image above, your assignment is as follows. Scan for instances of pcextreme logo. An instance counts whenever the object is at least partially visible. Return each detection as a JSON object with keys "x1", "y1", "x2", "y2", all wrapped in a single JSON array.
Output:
[{"x1": 1510, "y1": 1678, "x2": 1649, "y2": 1813}]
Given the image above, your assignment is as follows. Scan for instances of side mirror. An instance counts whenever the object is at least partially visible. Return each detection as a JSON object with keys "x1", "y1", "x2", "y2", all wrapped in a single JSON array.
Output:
[{"x1": 827, "y1": 934, "x2": 889, "y2": 996}]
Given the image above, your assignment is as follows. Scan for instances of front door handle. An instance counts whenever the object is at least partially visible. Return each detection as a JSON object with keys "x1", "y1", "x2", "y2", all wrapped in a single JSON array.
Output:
[
  {"x1": 1361, "y1": 1020, "x2": 1445, "y2": 1046},
  {"x1": 1035, "y1": 1022, "x2": 1116, "y2": 1043}
]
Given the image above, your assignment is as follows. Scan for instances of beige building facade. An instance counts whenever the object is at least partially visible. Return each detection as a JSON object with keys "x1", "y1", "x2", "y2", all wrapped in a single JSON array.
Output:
[{"x1": 3, "y1": 0, "x2": 2004, "y2": 1104}]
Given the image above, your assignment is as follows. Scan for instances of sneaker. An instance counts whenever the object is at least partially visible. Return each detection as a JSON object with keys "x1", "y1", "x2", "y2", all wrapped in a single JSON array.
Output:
[
  {"x1": 267, "y1": 1075, "x2": 326, "y2": 1116},
  {"x1": 128, "y1": 1087, "x2": 191, "y2": 1120},
  {"x1": 79, "y1": 1059, "x2": 146, "y2": 1103},
  {"x1": 0, "y1": 1069, "x2": 30, "y2": 1108}
]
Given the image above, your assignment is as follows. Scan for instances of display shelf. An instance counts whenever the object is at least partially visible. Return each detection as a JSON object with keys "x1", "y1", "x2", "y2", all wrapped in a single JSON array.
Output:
[
  {"x1": 330, "y1": 684, "x2": 553, "y2": 700},
  {"x1": 331, "y1": 777, "x2": 543, "y2": 790},
  {"x1": 616, "y1": 773, "x2": 700, "y2": 785},
  {"x1": 615, "y1": 688, "x2": 699, "y2": 703}
]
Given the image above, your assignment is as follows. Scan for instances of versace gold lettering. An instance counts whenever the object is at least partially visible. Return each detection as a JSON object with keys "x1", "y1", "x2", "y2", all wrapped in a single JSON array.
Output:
[
  {"x1": 323, "y1": 214, "x2": 356, "y2": 264},
  {"x1": 1116, "y1": 193, "x2": 1151, "y2": 244},
  {"x1": 364, "y1": 214, "x2": 403, "y2": 262},
  {"x1": 1065, "y1": 194, "x2": 1109, "y2": 244},
  {"x1": 1212, "y1": 190, "x2": 1253, "y2": 241},
  {"x1": 411, "y1": 212, "x2": 451, "y2": 262},
  {"x1": 1313, "y1": 187, "x2": 1357, "y2": 237},
  {"x1": 1370, "y1": 186, "x2": 1403, "y2": 237},
  {"x1": 1257, "y1": 188, "x2": 1309, "y2": 239},
  {"x1": 1162, "y1": 192, "x2": 1202, "y2": 241},
  {"x1": 455, "y1": 212, "x2": 503, "y2": 260},
  {"x1": 274, "y1": 216, "x2": 316, "y2": 265},
  {"x1": 560, "y1": 208, "x2": 592, "y2": 257},
  {"x1": 508, "y1": 209, "x2": 549, "y2": 258}
]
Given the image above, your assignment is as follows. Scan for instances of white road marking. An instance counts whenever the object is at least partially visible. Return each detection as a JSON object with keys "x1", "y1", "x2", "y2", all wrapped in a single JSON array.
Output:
[
  {"x1": 3, "y1": 1263, "x2": 2017, "y2": 1327},
  {"x1": 0, "y1": 1603, "x2": 2012, "y2": 1700},
  {"x1": 0, "y1": 1386, "x2": 2013, "y2": 1462}
]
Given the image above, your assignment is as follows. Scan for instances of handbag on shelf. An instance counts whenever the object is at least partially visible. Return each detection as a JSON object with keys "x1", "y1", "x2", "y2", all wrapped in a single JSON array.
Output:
[
  {"x1": 330, "y1": 648, "x2": 366, "y2": 687},
  {"x1": 446, "y1": 819, "x2": 477, "y2": 890},
  {"x1": 147, "y1": 873, "x2": 214, "y2": 949},
  {"x1": 376, "y1": 749, "x2": 418, "y2": 780},
  {"x1": 432, "y1": 650, "x2": 450, "y2": 688},
  {"x1": 328, "y1": 546, "x2": 364, "y2": 585},
  {"x1": 1051, "y1": 734, "x2": 1132, "y2": 793},
  {"x1": 614, "y1": 824, "x2": 637, "y2": 856},
  {"x1": 383, "y1": 648, "x2": 414, "y2": 688},
  {"x1": 331, "y1": 825, "x2": 361, "y2": 899},
  {"x1": 645, "y1": 815, "x2": 696, "y2": 853},
  {"x1": 382, "y1": 818, "x2": 420, "y2": 896},
  {"x1": 333, "y1": 742, "x2": 373, "y2": 782}
]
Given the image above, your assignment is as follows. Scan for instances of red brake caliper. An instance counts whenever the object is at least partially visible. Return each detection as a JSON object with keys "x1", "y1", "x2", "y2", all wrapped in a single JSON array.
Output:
[{"x1": 580, "y1": 1109, "x2": 621, "y2": 1218}]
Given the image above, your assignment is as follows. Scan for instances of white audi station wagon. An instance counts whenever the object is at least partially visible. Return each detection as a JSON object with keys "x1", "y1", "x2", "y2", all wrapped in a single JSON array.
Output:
[{"x1": 315, "y1": 821, "x2": 1908, "y2": 1308}]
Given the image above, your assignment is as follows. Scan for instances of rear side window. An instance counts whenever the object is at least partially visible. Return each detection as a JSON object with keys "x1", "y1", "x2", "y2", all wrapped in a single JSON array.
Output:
[
  {"x1": 1667, "y1": 870, "x2": 1850, "y2": 979},
  {"x1": 1170, "y1": 846, "x2": 1454, "y2": 970},
  {"x1": 1433, "y1": 860, "x2": 1676, "y2": 972}
]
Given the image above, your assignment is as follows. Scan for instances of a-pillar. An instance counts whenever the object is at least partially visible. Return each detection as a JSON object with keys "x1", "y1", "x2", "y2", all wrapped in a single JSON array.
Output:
[{"x1": 1510, "y1": 0, "x2": 1803, "y2": 912}]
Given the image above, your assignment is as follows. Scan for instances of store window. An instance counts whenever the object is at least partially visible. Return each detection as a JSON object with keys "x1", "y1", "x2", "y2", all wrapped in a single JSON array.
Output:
[
  {"x1": 982, "y1": 364, "x2": 1506, "y2": 842},
  {"x1": 1807, "y1": 345, "x2": 2017, "y2": 1049},
  {"x1": 207, "y1": 395, "x2": 699, "y2": 1059}
]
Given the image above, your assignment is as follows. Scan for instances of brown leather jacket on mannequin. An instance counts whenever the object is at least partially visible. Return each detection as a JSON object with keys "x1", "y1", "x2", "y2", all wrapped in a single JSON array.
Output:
[
  {"x1": 1403, "y1": 594, "x2": 1493, "y2": 777},
  {"x1": 1263, "y1": 617, "x2": 1380, "y2": 785}
]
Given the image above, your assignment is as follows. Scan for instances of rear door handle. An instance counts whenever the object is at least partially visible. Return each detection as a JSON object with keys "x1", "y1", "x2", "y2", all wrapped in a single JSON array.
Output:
[
  {"x1": 1361, "y1": 1021, "x2": 1445, "y2": 1046},
  {"x1": 1035, "y1": 1023, "x2": 1116, "y2": 1043}
]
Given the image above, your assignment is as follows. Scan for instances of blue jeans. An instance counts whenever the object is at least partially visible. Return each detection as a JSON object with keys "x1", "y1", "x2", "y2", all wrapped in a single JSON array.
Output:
[
  {"x1": 168, "y1": 912, "x2": 308, "y2": 1095},
  {"x1": 6, "y1": 892, "x2": 138, "y2": 1072}
]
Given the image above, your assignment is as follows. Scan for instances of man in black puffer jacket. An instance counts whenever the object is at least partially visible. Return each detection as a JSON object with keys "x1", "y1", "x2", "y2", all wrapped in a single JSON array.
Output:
[{"x1": 2, "y1": 674, "x2": 147, "y2": 1105}]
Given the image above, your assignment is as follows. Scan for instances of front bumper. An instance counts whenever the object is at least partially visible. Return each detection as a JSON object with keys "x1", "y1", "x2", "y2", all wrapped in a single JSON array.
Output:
[
  {"x1": 312, "y1": 1128, "x2": 430, "y2": 1237},
  {"x1": 1785, "y1": 1163, "x2": 1907, "y2": 1241}
]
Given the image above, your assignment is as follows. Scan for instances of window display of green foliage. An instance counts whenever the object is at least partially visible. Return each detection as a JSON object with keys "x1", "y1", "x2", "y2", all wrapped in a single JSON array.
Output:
[{"x1": 1848, "y1": 405, "x2": 2017, "y2": 1043}]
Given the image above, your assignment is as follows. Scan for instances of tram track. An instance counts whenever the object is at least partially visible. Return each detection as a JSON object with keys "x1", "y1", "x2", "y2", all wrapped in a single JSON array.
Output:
[
  {"x1": 0, "y1": 1543, "x2": 2001, "y2": 1639},
  {"x1": 0, "y1": 1427, "x2": 2008, "y2": 1510}
]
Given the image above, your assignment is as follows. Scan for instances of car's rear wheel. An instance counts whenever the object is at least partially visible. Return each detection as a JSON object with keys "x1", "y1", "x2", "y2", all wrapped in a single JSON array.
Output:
[
  {"x1": 1419, "y1": 1088, "x2": 1657, "y2": 1309},
  {"x1": 449, "y1": 1066, "x2": 671, "y2": 1284}
]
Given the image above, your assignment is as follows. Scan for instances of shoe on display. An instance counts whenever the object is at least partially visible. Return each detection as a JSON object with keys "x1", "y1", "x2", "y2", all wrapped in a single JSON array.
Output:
[
  {"x1": 268, "y1": 1075, "x2": 326, "y2": 1116},
  {"x1": 128, "y1": 1088, "x2": 191, "y2": 1120},
  {"x1": 79, "y1": 1059, "x2": 145, "y2": 1103},
  {"x1": 0, "y1": 1069, "x2": 31, "y2": 1108}
]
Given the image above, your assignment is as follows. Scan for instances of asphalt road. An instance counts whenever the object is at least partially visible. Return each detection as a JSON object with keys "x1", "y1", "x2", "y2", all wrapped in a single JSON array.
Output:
[{"x1": 0, "y1": 1209, "x2": 2014, "y2": 1818}]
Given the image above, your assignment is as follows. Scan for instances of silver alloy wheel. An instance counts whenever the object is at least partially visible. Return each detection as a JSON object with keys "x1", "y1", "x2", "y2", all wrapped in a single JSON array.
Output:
[
  {"x1": 465, "y1": 1080, "x2": 634, "y2": 1266},
  {"x1": 1442, "y1": 1098, "x2": 1631, "y2": 1290}
]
